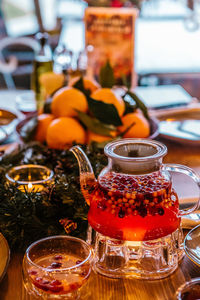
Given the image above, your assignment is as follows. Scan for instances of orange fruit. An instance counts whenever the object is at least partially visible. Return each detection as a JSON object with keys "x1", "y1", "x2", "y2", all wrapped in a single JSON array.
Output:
[
  {"x1": 35, "y1": 113, "x2": 54, "y2": 143},
  {"x1": 119, "y1": 112, "x2": 150, "y2": 138},
  {"x1": 91, "y1": 88, "x2": 125, "y2": 117},
  {"x1": 87, "y1": 130, "x2": 117, "y2": 144},
  {"x1": 51, "y1": 87, "x2": 88, "y2": 118},
  {"x1": 39, "y1": 72, "x2": 65, "y2": 98},
  {"x1": 68, "y1": 76, "x2": 100, "y2": 94},
  {"x1": 46, "y1": 117, "x2": 86, "y2": 149}
]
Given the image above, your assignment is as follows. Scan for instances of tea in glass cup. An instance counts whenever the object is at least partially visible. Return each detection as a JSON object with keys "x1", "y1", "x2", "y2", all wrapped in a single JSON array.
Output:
[
  {"x1": 23, "y1": 235, "x2": 93, "y2": 299},
  {"x1": 176, "y1": 278, "x2": 200, "y2": 300}
]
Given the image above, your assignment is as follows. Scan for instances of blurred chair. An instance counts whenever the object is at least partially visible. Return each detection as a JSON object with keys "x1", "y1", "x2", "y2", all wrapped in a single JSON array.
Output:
[
  {"x1": 0, "y1": 0, "x2": 62, "y2": 89},
  {"x1": 1, "y1": 0, "x2": 61, "y2": 47},
  {"x1": 0, "y1": 37, "x2": 40, "y2": 89}
]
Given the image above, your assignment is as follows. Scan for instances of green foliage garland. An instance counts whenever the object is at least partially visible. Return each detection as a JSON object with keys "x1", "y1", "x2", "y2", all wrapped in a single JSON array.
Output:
[{"x1": 0, "y1": 142, "x2": 107, "y2": 250}]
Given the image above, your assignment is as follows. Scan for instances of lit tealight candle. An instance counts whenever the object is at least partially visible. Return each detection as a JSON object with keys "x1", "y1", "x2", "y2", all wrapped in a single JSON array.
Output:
[
  {"x1": 6, "y1": 164, "x2": 54, "y2": 193},
  {"x1": 17, "y1": 181, "x2": 44, "y2": 193}
]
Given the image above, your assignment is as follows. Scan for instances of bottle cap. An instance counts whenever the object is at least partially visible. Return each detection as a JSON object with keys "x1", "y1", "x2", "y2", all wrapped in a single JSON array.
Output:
[{"x1": 35, "y1": 32, "x2": 49, "y2": 46}]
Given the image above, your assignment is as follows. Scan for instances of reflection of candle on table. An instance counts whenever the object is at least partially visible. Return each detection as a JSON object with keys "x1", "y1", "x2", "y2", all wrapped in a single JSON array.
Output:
[{"x1": 6, "y1": 165, "x2": 54, "y2": 192}]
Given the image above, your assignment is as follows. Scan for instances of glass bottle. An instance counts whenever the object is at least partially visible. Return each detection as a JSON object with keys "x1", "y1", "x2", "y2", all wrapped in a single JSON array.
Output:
[
  {"x1": 31, "y1": 32, "x2": 53, "y2": 111},
  {"x1": 53, "y1": 44, "x2": 73, "y2": 84},
  {"x1": 67, "y1": 51, "x2": 87, "y2": 80}
]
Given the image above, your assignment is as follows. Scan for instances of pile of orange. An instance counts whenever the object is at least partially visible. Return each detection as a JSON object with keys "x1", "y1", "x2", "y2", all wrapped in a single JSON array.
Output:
[{"x1": 34, "y1": 76, "x2": 150, "y2": 149}]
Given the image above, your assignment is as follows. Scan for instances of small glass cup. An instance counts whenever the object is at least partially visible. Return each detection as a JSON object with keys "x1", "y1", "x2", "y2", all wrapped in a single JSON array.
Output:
[
  {"x1": 16, "y1": 91, "x2": 37, "y2": 115},
  {"x1": 176, "y1": 278, "x2": 200, "y2": 300},
  {"x1": 5, "y1": 164, "x2": 54, "y2": 192},
  {"x1": 22, "y1": 235, "x2": 93, "y2": 299}
]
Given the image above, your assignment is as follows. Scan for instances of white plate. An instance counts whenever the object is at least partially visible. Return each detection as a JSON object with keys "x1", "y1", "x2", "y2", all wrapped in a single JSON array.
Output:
[
  {"x1": 184, "y1": 224, "x2": 200, "y2": 267},
  {"x1": 159, "y1": 119, "x2": 200, "y2": 145},
  {"x1": 0, "y1": 109, "x2": 19, "y2": 144},
  {"x1": 0, "y1": 233, "x2": 10, "y2": 281},
  {"x1": 155, "y1": 106, "x2": 200, "y2": 145}
]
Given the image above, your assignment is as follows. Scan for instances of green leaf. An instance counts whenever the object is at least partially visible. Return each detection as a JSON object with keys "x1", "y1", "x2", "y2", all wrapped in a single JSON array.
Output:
[
  {"x1": 124, "y1": 91, "x2": 150, "y2": 120},
  {"x1": 120, "y1": 121, "x2": 135, "y2": 137},
  {"x1": 73, "y1": 76, "x2": 91, "y2": 96},
  {"x1": 20, "y1": 117, "x2": 38, "y2": 142},
  {"x1": 87, "y1": 96, "x2": 122, "y2": 126},
  {"x1": 75, "y1": 74, "x2": 122, "y2": 126},
  {"x1": 73, "y1": 76, "x2": 84, "y2": 90},
  {"x1": 43, "y1": 97, "x2": 52, "y2": 113},
  {"x1": 122, "y1": 94, "x2": 137, "y2": 115},
  {"x1": 121, "y1": 74, "x2": 131, "y2": 90},
  {"x1": 99, "y1": 61, "x2": 115, "y2": 88},
  {"x1": 77, "y1": 110, "x2": 116, "y2": 137}
]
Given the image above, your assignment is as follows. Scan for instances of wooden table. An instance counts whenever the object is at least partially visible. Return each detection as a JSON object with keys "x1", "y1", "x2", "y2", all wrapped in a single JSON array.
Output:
[
  {"x1": 1, "y1": 251, "x2": 200, "y2": 300},
  {"x1": 0, "y1": 90, "x2": 200, "y2": 299},
  {"x1": 0, "y1": 140, "x2": 199, "y2": 300}
]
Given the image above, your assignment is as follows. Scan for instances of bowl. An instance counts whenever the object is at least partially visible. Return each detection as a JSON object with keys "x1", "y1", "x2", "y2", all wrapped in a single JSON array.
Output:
[
  {"x1": 0, "y1": 109, "x2": 19, "y2": 143},
  {"x1": 16, "y1": 113, "x2": 159, "y2": 144}
]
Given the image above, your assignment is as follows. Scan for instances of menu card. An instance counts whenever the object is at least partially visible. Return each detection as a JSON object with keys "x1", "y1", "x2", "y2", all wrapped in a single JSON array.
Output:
[{"x1": 85, "y1": 7, "x2": 138, "y2": 87}]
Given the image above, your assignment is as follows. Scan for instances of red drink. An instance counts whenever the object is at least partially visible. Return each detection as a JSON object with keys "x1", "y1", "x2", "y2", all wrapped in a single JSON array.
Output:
[
  {"x1": 28, "y1": 253, "x2": 90, "y2": 295},
  {"x1": 71, "y1": 139, "x2": 200, "y2": 279},
  {"x1": 16, "y1": 92, "x2": 37, "y2": 115},
  {"x1": 19, "y1": 109, "x2": 37, "y2": 116},
  {"x1": 23, "y1": 236, "x2": 93, "y2": 298},
  {"x1": 88, "y1": 171, "x2": 180, "y2": 241}
]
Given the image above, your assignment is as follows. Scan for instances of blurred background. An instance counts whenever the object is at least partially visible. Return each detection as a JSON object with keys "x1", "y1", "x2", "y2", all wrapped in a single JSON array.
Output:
[{"x1": 1, "y1": 0, "x2": 200, "y2": 98}]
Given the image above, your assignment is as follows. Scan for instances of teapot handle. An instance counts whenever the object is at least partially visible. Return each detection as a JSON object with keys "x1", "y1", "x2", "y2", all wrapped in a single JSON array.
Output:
[{"x1": 162, "y1": 164, "x2": 200, "y2": 216}]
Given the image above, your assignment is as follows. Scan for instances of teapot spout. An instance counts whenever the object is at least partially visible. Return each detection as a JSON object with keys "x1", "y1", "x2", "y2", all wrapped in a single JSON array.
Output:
[{"x1": 70, "y1": 145, "x2": 96, "y2": 205}]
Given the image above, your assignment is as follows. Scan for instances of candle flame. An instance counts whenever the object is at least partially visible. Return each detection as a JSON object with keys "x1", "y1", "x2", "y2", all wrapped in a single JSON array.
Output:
[{"x1": 28, "y1": 182, "x2": 33, "y2": 190}]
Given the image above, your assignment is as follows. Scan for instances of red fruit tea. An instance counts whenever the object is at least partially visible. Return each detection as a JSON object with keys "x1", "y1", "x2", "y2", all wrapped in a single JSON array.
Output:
[
  {"x1": 88, "y1": 171, "x2": 180, "y2": 241},
  {"x1": 28, "y1": 253, "x2": 90, "y2": 295}
]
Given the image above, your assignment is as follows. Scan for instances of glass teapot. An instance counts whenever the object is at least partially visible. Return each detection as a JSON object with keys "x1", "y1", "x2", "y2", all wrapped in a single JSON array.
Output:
[{"x1": 71, "y1": 139, "x2": 200, "y2": 279}]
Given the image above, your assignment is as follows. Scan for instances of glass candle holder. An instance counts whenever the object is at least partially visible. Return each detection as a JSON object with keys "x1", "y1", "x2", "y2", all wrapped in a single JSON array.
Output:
[
  {"x1": 22, "y1": 235, "x2": 93, "y2": 299},
  {"x1": 176, "y1": 278, "x2": 200, "y2": 300},
  {"x1": 5, "y1": 164, "x2": 54, "y2": 192},
  {"x1": 16, "y1": 91, "x2": 37, "y2": 115}
]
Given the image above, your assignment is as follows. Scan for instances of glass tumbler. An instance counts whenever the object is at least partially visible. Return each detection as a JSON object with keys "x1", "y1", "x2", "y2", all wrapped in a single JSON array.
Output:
[
  {"x1": 5, "y1": 164, "x2": 54, "y2": 192},
  {"x1": 176, "y1": 278, "x2": 200, "y2": 300},
  {"x1": 16, "y1": 91, "x2": 37, "y2": 115},
  {"x1": 22, "y1": 235, "x2": 93, "y2": 299}
]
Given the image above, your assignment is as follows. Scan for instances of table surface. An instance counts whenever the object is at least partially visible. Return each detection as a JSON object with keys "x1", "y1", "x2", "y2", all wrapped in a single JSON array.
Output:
[{"x1": 0, "y1": 90, "x2": 200, "y2": 300}]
